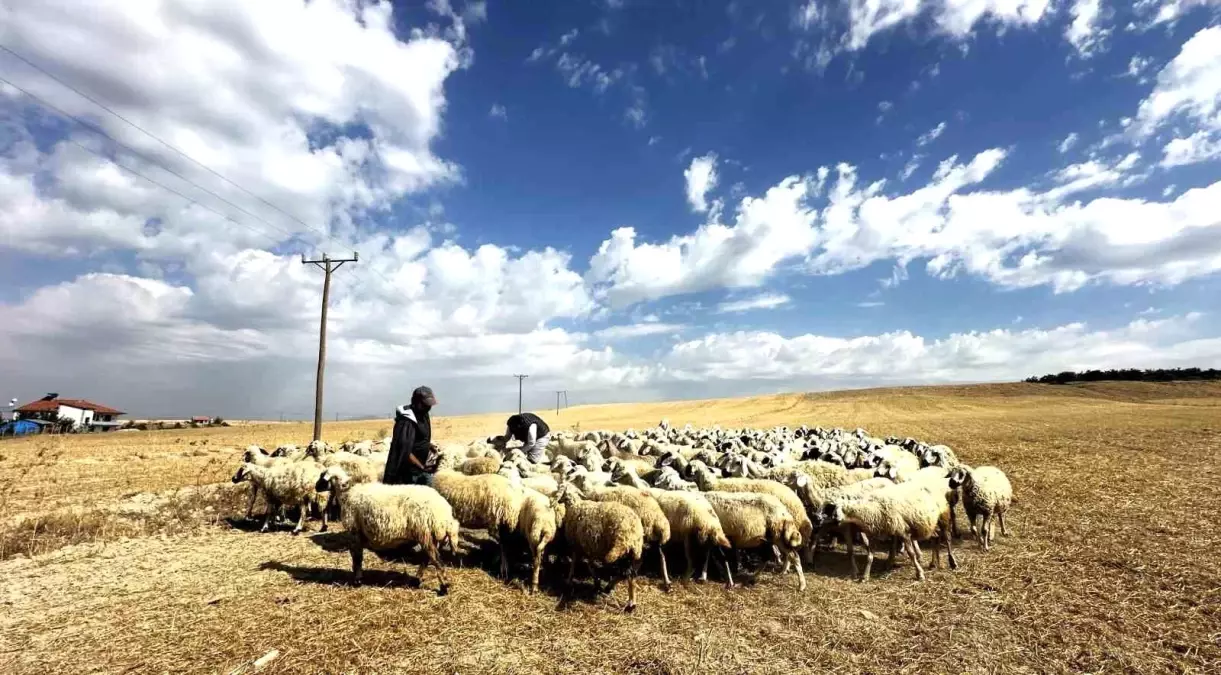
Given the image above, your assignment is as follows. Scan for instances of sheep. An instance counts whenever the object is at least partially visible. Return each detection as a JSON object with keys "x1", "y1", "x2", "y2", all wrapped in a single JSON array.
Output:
[
  {"x1": 516, "y1": 488, "x2": 559, "y2": 593},
  {"x1": 794, "y1": 477, "x2": 894, "y2": 566},
  {"x1": 647, "y1": 488, "x2": 730, "y2": 581},
  {"x1": 818, "y1": 481, "x2": 958, "y2": 581},
  {"x1": 240, "y1": 446, "x2": 288, "y2": 519},
  {"x1": 699, "y1": 491, "x2": 806, "y2": 591},
  {"x1": 580, "y1": 485, "x2": 673, "y2": 588},
  {"x1": 651, "y1": 465, "x2": 698, "y2": 492},
  {"x1": 550, "y1": 437, "x2": 600, "y2": 462},
  {"x1": 315, "y1": 465, "x2": 458, "y2": 593},
  {"x1": 231, "y1": 460, "x2": 326, "y2": 534},
  {"x1": 458, "y1": 455, "x2": 503, "y2": 476},
  {"x1": 949, "y1": 466, "x2": 1013, "y2": 551},
  {"x1": 553, "y1": 484, "x2": 644, "y2": 611},
  {"x1": 921, "y1": 444, "x2": 961, "y2": 468},
  {"x1": 690, "y1": 464, "x2": 815, "y2": 565},
  {"x1": 768, "y1": 460, "x2": 875, "y2": 491},
  {"x1": 271, "y1": 443, "x2": 305, "y2": 460},
  {"x1": 430, "y1": 470, "x2": 524, "y2": 579},
  {"x1": 310, "y1": 450, "x2": 382, "y2": 485}
]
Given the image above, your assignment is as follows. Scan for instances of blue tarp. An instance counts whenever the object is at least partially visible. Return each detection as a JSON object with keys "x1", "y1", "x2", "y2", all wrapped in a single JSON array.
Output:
[{"x1": 0, "y1": 420, "x2": 42, "y2": 436}]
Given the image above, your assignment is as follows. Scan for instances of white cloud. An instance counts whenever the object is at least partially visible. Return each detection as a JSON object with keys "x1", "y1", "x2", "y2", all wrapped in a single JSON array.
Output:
[
  {"x1": 1127, "y1": 56, "x2": 1154, "y2": 80},
  {"x1": 1143, "y1": 0, "x2": 1221, "y2": 25},
  {"x1": 916, "y1": 122, "x2": 947, "y2": 146},
  {"x1": 899, "y1": 155, "x2": 922, "y2": 180},
  {"x1": 1161, "y1": 131, "x2": 1221, "y2": 166},
  {"x1": 489, "y1": 103, "x2": 508, "y2": 120},
  {"x1": 659, "y1": 313, "x2": 1217, "y2": 385},
  {"x1": 716, "y1": 293, "x2": 793, "y2": 314},
  {"x1": 625, "y1": 104, "x2": 647, "y2": 128},
  {"x1": 683, "y1": 153, "x2": 719, "y2": 213},
  {"x1": 559, "y1": 29, "x2": 580, "y2": 46},
  {"x1": 1133, "y1": 26, "x2": 1221, "y2": 138},
  {"x1": 841, "y1": 0, "x2": 1054, "y2": 52},
  {"x1": 593, "y1": 323, "x2": 684, "y2": 340},
  {"x1": 1066, "y1": 0, "x2": 1108, "y2": 57},
  {"x1": 589, "y1": 173, "x2": 819, "y2": 308},
  {"x1": 856, "y1": 301, "x2": 885, "y2": 308},
  {"x1": 1058, "y1": 132, "x2": 1081, "y2": 153}
]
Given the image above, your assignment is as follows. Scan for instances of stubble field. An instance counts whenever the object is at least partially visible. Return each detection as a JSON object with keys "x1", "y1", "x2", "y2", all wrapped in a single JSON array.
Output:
[{"x1": 1, "y1": 381, "x2": 1219, "y2": 674}]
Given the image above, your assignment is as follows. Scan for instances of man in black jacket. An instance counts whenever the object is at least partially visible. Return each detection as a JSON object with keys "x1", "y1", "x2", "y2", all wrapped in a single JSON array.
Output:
[
  {"x1": 504, "y1": 412, "x2": 550, "y2": 464},
  {"x1": 384, "y1": 386, "x2": 438, "y2": 486}
]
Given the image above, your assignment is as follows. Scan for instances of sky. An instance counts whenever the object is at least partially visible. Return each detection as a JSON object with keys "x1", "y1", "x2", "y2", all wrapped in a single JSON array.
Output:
[{"x1": 1, "y1": 0, "x2": 1220, "y2": 419}]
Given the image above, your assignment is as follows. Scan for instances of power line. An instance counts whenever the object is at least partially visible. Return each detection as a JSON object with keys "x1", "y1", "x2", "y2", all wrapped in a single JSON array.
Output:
[
  {"x1": 0, "y1": 74, "x2": 307, "y2": 248},
  {"x1": 0, "y1": 43, "x2": 338, "y2": 248},
  {"x1": 513, "y1": 374, "x2": 529, "y2": 414},
  {"x1": 0, "y1": 78, "x2": 286, "y2": 251}
]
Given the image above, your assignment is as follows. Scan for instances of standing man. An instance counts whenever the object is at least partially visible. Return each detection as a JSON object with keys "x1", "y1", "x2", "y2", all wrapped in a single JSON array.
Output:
[
  {"x1": 384, "y1": 386, "x2": 438, "y2": 486},
  {"x1": 505, "y1": 411, "x2": 551, "y2": 464}
]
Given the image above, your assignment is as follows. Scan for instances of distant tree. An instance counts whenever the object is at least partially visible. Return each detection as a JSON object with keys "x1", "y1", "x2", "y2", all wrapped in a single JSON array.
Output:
[
  {"x1": 1022, "y1": 367, "x2": 1221, "y2": 385},
  {"x1": 54, "y1": 415, "x2": 77, "y2": 434}
]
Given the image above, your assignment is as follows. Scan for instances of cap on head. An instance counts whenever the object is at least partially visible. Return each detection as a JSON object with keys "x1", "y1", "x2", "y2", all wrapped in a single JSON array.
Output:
[{"x1": 412, "y1": 386, "x2": 437, "y2": 408}]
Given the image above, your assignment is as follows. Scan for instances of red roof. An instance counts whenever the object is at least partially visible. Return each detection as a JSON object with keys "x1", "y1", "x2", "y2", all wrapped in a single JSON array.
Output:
[{"x1": 16, "y1": 398, "x2": 125, "y2": 415}]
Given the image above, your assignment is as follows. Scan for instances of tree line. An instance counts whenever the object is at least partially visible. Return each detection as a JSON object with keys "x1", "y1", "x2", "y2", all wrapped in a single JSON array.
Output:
[{"x1": 1023, "y1": 367, "x2": 1221, "y2": 385}]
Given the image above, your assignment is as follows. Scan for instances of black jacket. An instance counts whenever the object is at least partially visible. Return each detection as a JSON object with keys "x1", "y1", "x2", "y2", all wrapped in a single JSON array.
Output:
[
  {"x1": 384, "y1": 403, "x2": 432, "y2": 484},
  {"x1": 506, "y1": 412, "x2": 549, "y2": 443}
]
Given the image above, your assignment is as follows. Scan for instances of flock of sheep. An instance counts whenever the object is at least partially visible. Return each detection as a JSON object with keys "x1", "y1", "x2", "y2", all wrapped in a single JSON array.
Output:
[{"x1": 232, "y1": 421, "x2": 1014, "y2": 610}]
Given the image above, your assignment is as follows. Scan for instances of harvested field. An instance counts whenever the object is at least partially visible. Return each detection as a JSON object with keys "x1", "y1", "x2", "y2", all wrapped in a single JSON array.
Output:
[{"x1": 2, "y1": 381, "x2": 1220, "y2": 673}]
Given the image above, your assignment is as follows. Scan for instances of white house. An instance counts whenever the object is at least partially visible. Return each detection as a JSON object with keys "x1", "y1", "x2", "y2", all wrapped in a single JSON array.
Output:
[{"x1": 15, "y1": 394, "x2": 126, "y2": 431}]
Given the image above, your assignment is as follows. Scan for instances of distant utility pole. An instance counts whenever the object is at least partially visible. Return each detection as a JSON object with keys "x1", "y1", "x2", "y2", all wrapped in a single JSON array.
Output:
[
  {"x1": 555, "y1": 390, "x2": 567, "y2": 415},
  {"x1": 513, "y1": 374, "x2": 529, "y2": 414},
  {"x1": 303, "y1": 252, "x2": 358, "y2": 442}
]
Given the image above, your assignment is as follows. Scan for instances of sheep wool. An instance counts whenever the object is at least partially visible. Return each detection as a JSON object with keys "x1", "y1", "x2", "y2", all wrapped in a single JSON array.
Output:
[
  {"x1": 954, "y1": 465, "x2": 1013, "y2": 551},
  {"x1": 581, "y1": 485, "x2": 673, "y2": 588},
  {"x1": 647, "y1": 488, "x2": 731, "y2": 581},
  {"x1": 231, "y1": 460, "x2": 326, "y2": 534},
  {"x1": 318, "y1": 466, "x2": 458, "y2": 593},
  {"x1": 431, "y1": 470, "x2": 525, "y2": 579},
  {"x1": 555, "y1": 487, "x2": 645, "y2": 611},
  {"x1": 700, "y1": 491, "x2": 806, "y2": 591},
  {"x1": 516, "y1": 488, "x2": 558, "y2": 593}
]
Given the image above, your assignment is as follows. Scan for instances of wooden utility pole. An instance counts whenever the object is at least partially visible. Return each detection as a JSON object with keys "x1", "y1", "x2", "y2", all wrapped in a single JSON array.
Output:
[
  {"x1": 555, "y1": 390, "x2": 567, "y2": 415},
  {"x1": 303, "y1": 252, "x2": 358, "y2": 442},
  {"x1": 513, "y1": 374, "x2": 528, "y2": 414}
]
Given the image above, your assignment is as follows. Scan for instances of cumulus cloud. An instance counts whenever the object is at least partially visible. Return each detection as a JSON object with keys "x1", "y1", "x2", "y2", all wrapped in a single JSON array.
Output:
[
  {"x1": 916, "y1": 122, "x2": 947, "y2": 147},
  {"x1": 683, "y1": 153, "x2": 719, "y2": 213},
  {"x1": 1066, "y1": 0, "x2": 1108, "y2": 57},
  {"x1": 1058, "y1": 132, "x2": 1081, "y2": 153},
  {"x1": 1133, "y1": 25, "x2": 1221, "y2": 138},
  {"x1": 1161, "y1": 131, "x2": 1221, "y2": 166},
  {"x1": 838, "y1": 0, "x2": 1054, "y2": 52}
]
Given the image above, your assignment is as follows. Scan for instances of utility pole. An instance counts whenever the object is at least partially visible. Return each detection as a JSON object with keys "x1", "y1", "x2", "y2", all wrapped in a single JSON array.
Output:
[
  {"x1": 513, "y1": 374, "x2": 528, "y2": 414},
  {"x1": 303, "y1": 252, "x2": 358, "y2": 442},
  {"x1": 555, "y1": 390, "x2": 567, "y2": 415}
]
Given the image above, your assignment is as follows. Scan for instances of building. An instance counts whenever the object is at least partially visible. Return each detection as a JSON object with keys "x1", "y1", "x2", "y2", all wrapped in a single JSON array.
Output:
[{"x1": 15, "y1": 393, "x2": 126, "y2": 432}]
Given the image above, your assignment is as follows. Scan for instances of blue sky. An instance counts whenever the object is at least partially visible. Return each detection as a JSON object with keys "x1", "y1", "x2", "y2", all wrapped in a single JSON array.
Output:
[{"x1": 1, "y1": 0, "x2": 1219, "y2": 418}]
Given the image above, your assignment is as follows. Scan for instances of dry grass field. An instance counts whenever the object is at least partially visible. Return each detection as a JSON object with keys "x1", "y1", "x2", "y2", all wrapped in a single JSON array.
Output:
[{"x1": 2, "y1": 381, "x2": 1219, "y2": 674}]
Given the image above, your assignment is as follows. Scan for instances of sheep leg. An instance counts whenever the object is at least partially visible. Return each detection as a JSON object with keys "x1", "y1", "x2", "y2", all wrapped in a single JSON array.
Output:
[
  {"x1": 700, "y1": 545, "x2": 712, "y2": 582},
  {"x1": 788, "y1": 548, "x2": 806, "y2": 592},
  {"x1": 942, "y1": 519, "x2": 958, "y2": 570},
  {"x1": 657, "y1": 546, "x2": 672, "y2": 590},
  {"x1": 497, "y1": 526, "x2": 510, "y2": 580},
  {"x1": 292, "y1": 502, "x2": 308, "y2": 535},
  {"x1": 260, "y1": 501, "x2": 279, "y2": 533},
  {"x1": 625, "y1": 558, "x2": 640, "y2": 612},
  {"x1": 244, "y1": 485, "x2": 259, "y2": 520},
  {"x1": 530, "y1": 542, "x2": 544, "y2": 594},
  {"x1": 845, "y1": 526, "x2": 859, "y2": 579},
  {"x1": 859, "y1": 532, "x2": 874, "y2": 582},
  {"x1": 979, "y1": 514, "x2": 992, "y2": 552},
  {"x1": 905, "y1": 537, "x2": 925, "y2": 581},
  {"x1": 683, "y1": 535, "x2": 694, "y2": 581},
  {"x1": 318, "y1": 497, "x2": 329, "y2": 533},
  {"x1": 998, "y1": 510, "x2": 1009, "y2": 537},
  {"x1": 350, "y1": 543, "x2": 364, "y2": 585},
  {"x1": 774, "y1": 544, "x2": 791, "y2": 573},
  {"x1": 719, "y1": 548, "x2": 735, "y2": 588},
  {"x1": 566, "y1": 555, "x2": 577, "y2": 590}
]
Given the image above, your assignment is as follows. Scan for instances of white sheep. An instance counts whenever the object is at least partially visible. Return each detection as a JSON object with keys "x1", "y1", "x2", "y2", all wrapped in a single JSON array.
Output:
[
  {"x1": 239, "y1": 446, "x2": 288, "y2": 520},
  {"x1": 315, "y1": 466, "x2": 458, "y2": 593},
  {"x1": 553, "y1": 484, "x2": 645, "y2": 611},
  {"x1": 580, "y1": 484, "x2": 673, "y2": 588},
  {"x1": 950, "y1": 465, "x2": 1013, "y2": 550},
  {"x1": 691, "y1": 464, "x2": 814, "y2": 566},
  {"x1": 431, "y1": 470, "x2": 524, "y2": 579},
  {"x1": 231, "y1": 460, "x2": 326, "y2": 534},
  {"x1": 647, "y1": 488, "x2": 730, "y2": 581},
  {"x1": 818, "y1": 480, "x2": 958, "y2": 581},
  {"x1": 516, "y1": 488, "x2": 558, "y2": 593},
  {"x1": 699, "y1": 491, "x2": 806, "y2": 591}
]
